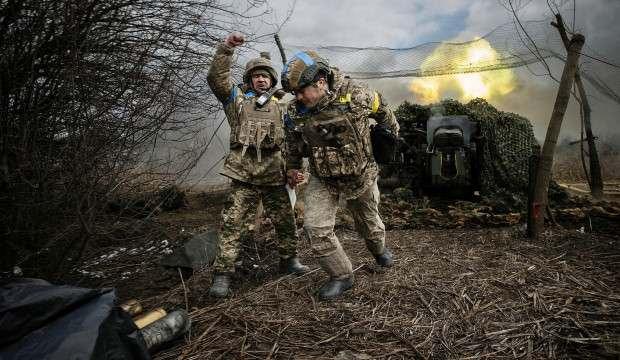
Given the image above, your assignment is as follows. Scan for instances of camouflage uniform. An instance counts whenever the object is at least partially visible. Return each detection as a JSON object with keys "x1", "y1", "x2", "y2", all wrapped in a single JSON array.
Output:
[
  {"x1": 285, "y1": 68, "x2": 399, "y2": 280},
  {"x1": 207, "y1": 42, "x2": 299, "y2": 273}
]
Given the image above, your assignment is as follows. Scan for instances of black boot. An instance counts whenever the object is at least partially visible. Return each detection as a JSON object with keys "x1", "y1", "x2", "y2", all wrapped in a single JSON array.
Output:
[
  {"x1": 279, "y1": 256, "x2": 310, "y2": 274},
  {"x1": 318, "y1": 276, "x2": 353, "y2": 300},
  {"x1": 374, "y1": 248, "x2": 394, "y2": 267},
  {"x1": 208, "y1": 272, "x2": 231, "y2": 298}
]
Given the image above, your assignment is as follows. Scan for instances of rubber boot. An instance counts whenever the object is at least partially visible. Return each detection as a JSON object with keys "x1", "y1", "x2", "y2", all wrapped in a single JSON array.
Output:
[
  {"x1": 318, "y1": 276, "x2": 353, "y2": 300},
  {"x1": 374, "y1": 248, "x2": 394, "y2": 267},
  {"x1": 316, "y1": 244, "x2": 354, "y2": 300},
  {"x1": 208, "y1": 272, "x2": 231, "y2": 298},
  {"x1": 279, "y1": 256, "x2": 310, "y2": 274}
]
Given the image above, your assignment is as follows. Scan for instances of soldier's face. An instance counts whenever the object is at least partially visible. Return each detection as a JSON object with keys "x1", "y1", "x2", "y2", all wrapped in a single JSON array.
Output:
[
  {"x1": 251, "y1": 73, "x2": 272, "y2": 94},
  {"x1": 295, "y1": 79, "x2": 327, "y2": 108}
]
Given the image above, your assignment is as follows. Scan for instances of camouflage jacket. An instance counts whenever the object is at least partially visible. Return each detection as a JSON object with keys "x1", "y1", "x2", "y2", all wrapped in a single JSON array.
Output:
[
  {"x1": 285, "y1": 69, "x2": 399, "y2": 199},
  {"x1": 207, "y1": 42, "x2": 286, "y2": 186}
]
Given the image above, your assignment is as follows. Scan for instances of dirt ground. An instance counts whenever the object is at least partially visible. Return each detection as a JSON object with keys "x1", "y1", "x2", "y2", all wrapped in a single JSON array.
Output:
[{"x1": 64, "y1": 186, "x2": 619, "y2": 359}]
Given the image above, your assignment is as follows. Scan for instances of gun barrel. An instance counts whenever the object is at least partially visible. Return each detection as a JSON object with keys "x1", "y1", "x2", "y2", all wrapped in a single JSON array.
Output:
[{"x1": 274, "y1": 34, "x2": 287, "y2": 66}]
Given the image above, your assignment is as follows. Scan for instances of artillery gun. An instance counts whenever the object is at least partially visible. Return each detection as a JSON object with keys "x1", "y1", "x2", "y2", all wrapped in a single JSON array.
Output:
[
  {"x1": 378, "y1": 110, "x2": 481, "y2": 198},
  {"x1": 378, "y1": 98, "x2": 567, "y2": 212}
]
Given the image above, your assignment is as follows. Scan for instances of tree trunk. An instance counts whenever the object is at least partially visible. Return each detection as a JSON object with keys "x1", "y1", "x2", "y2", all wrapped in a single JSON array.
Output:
[
  {"x1": 529, "y1": 33, "x2": 585, "y2": 239},
  {"x1": 575, "y1": 73, "x2": 604, "y2": 199},
  {"x1": 526, "y1": 154, "x2": 538, "y2": 238},
  {"x1": 552, "y1": 14, "x2": 603, "y2": 199}
]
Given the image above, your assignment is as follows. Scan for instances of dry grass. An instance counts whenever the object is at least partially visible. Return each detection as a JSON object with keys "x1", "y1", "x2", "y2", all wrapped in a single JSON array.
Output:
[
  {"x1": 147, "y1": 225, "x2": 618, "y2": 359},
  {"x1": 553, "y1": 150, "x2": 620, "y2": 183},
  {"x1": 64, "y1": 185, "x2": 619, "y2": 359}
]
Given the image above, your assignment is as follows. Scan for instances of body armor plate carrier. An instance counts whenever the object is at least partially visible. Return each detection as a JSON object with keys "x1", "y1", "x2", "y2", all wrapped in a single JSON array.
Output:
[
  {"x1": 231, "y1": 98, "x2": 284, "y2": 162},
  {"x1": 302, "y1": 104, "x2": 370, "y2": 178}
]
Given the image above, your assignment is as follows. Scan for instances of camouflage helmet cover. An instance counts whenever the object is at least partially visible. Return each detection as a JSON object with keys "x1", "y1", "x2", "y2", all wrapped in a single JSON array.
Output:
[
  {"x1": 281, "y1": 51, "x2": 330, "y2": 92},
  {"x1": 243, "y1": 52, "x2": 278, "y2": 87}
]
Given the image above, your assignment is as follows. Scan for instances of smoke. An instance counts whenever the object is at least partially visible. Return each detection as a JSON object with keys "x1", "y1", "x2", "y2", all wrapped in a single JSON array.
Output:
[
  {"x1": 367, "y1": 61, "x2": 594, "y2": 143},
  {"x1": 407, "y1": 38, "x2": 517, "y2": 104}
]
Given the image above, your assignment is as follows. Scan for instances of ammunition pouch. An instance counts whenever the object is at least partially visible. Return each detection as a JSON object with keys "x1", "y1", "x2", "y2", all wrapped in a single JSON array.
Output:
[
  {"x1": 311, "y1": 144, "x2": 367, "y2": 177},
  {"x1": 370, "y1": 124, "x2": 399, "y2": 164},
  {"x1": 230, "y1": 98, "x2": 284, "y2": 162},
  {"x1": 304, "y1": 116, "x2": 368, "y2": 178}
]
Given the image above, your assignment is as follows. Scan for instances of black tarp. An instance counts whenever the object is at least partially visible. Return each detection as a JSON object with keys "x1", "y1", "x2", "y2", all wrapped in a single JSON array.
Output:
[{"x1": 0, "y1": 278, "x2": 150, "y2": 360}]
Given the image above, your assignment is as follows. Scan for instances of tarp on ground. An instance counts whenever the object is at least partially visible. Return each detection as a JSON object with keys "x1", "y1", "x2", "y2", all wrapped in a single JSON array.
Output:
[
  {"x1": 0, "y1": 278, "x2": 150, "y2": 360},
  {"x1": 159, "y1": 231, "x2": 219, "y2": 270}
]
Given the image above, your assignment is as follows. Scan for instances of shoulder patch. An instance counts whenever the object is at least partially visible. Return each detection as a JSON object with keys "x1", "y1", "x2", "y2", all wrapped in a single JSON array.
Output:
[
  {"x1": 284, "y1": 113, "x2": 295, "y2": 129},
  {"x1": 222, "y1": 86, "x2": 238, "y2": 107},
  {"x1": 371, "y1": 91, "x2": 380, "y2": 113},
  {"x1": 338, "y1": 93, "x2": 352, "y2": 104}
]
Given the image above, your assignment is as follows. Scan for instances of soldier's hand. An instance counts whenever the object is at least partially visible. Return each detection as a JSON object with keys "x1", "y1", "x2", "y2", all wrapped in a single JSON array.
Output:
[
  {"x1": 286, "y1": 169, "x2": 305, "y2": 188},
  {"x1": 225, "y1": 32, "x2": 244, "y2": 47}
]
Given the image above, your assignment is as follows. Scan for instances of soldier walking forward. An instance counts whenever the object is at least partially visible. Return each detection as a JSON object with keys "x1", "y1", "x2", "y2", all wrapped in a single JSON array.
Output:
[
  {"x1": 206, "y1": 32, "x2": 309, "y2": 297},
  {"x1": 281, "y1": 51, "x2": 399, "y2": 300}
]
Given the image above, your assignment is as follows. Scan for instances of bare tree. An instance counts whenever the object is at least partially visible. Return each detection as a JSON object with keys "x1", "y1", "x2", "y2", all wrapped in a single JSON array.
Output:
[
  {"x1": 550, "y1": 14, "x2": 603, "y2": 199},
  {"x1": 501, "y1": 0, "x2": 605, "y2": 201},
  {"x1": 529, "y1": 32, "x2": 584, "y2": 238},
  {"x1": 499, "y1": 0, "x2": 609, "y2": 237},
  {"x1": 0, "y1": 0, "x2": 272, "y2": 275}
]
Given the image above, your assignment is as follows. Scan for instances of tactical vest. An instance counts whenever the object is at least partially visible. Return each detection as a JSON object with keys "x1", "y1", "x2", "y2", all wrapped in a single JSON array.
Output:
[
  {"x1": 301, "y1": 93, "x2": 373, "y2": 178},
  {"x1": 230, "y1": 96, "x2": 285, "y2": 162}
]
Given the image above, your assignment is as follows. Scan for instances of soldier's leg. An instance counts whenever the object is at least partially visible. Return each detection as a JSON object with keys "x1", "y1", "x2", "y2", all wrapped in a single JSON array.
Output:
[
  {"x1": 346, "y1": 179, "x2": 392, "y2": 266},
  {"x1": 304, "y1": 176, "x2": 353, "y2": 299},
  {"x1": 212, "y1": 181, "x2": 258, "y2": 273},
  {"x1": 210, "y1": 181, "x2": 258, "y2": 297},
  {"x1": 261, "y1": 185, "x2": 309, "y2": 274}
]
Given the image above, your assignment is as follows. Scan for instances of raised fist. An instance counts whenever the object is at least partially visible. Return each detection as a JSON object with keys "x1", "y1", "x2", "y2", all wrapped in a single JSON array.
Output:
[{"x1": 225, "y1": 32, "x2": 244, "y2": 47}]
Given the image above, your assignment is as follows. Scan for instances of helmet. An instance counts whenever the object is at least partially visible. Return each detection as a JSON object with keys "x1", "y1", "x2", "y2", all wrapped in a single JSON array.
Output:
[
  {"x1": 281, "y1": 51, "x2": 330, "y2": 92},
  {"x1": 243, "y1": 52, "x2": 278, "y2": 88}
]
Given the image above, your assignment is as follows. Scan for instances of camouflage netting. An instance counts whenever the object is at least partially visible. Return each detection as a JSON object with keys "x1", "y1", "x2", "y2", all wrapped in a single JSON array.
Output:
[
  {"x1": 395, "y1": 98, "x2": 560, "y2": 210},
  {"x1": 284, "y1": 20, "x2": 620, "y2": 105},
  {"x1": 286, "y1": 21, "x2": 561, "y2": 78}
]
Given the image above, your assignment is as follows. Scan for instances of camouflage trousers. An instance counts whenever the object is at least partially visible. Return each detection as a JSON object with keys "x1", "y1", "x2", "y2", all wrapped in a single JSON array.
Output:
[
  {"x1": 303, "y1": 175, "x2": 386, "y2": 279},
  {"x1": 213, "y1": 180, "x2": 299, "y2": 273}
]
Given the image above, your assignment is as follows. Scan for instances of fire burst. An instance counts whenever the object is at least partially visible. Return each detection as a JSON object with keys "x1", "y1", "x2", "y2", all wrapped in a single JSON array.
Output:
[{"x1": 409, "y1": 38, "x2": 516, "y2": 104}]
